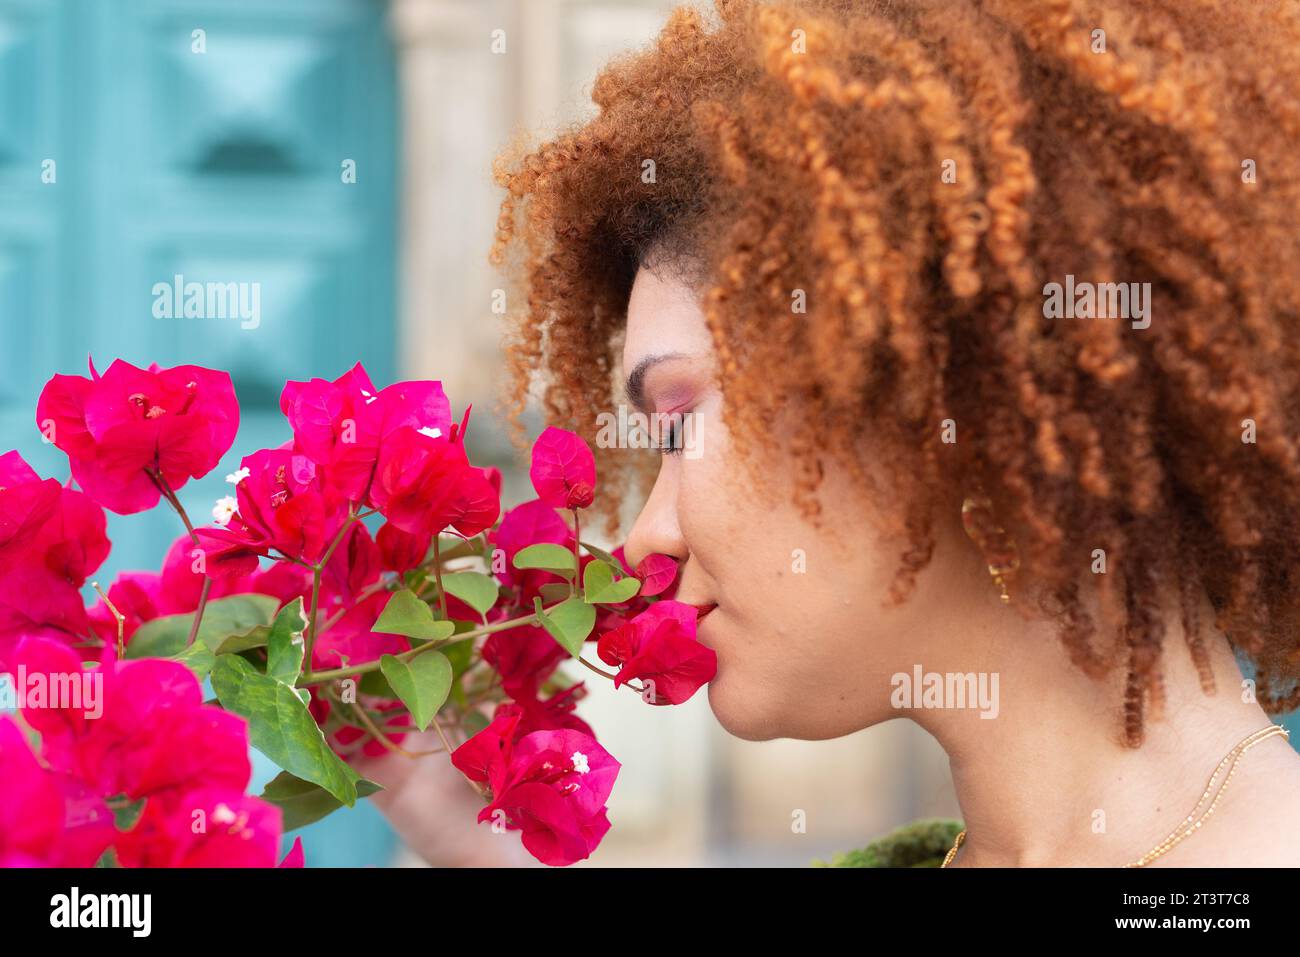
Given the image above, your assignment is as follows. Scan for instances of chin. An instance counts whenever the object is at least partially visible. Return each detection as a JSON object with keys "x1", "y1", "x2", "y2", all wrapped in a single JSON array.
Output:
[
  {"x1": 706, "y1": 679, "x2": 782, "y2": 741},
  {"x1": 705, "y1": 670, "x2": 882, "y2": 742},
  {"x1": 704, "y1": 675, "x2": 825, "y2": 742}
]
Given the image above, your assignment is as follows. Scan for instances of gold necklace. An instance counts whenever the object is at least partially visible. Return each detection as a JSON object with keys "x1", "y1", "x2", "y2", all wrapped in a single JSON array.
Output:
[{"x1": 940, "y1": 723, "x2": 1289, "y2": 868}]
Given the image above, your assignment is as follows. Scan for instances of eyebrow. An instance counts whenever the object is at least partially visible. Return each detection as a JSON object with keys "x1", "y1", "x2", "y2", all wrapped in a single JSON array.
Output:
[{"x1": 624, "y1": 352, "x2": 686, "y2": 412}]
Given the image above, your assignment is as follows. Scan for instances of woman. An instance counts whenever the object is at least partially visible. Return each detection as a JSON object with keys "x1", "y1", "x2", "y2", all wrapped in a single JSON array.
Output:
[{"x1": 377, "y1": 0, "x2": 1300, "y2": 866}]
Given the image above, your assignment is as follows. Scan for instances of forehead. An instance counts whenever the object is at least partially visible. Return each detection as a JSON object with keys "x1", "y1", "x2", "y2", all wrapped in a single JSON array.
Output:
[{"x1": 622, "y1": 266, "x2": 714, "y2": 373}]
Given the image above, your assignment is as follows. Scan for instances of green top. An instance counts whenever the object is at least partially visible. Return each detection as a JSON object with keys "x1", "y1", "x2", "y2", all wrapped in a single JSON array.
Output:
[{"x1": 813, "y1": 818, "x2": 965, "y2": 868}]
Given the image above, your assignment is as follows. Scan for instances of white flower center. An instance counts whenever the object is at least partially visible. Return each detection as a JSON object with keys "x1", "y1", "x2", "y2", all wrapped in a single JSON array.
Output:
[{"x1": 570, "y1": 751, "x2": 590, "y2": 774}]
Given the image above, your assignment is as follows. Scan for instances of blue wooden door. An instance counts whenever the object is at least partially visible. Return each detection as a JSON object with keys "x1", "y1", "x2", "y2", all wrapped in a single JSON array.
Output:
[
  {"x1": 0, "y1": 0, "x2": 400, "y2": 865},
  {"x1": 0, "y1": 0, "x2": 397, "y2": 572}
]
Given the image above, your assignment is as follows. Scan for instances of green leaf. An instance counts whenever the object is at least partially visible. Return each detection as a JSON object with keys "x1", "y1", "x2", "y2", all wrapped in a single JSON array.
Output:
[
  {"x1": 512, "y1": 543, "x2": 576, "y2": 577},
  {"x1": 210, "y1": 655, "x2": 360, "y2": 807},
  {"x1": 259, "y1": 771, "x2": 384, "y2": 833},
  {"x1": 359, "y1": 669, "x2": 400, "y2": 698},
  {"x1": 439, "y1": 571, "x2": 499, "y2": 617},
  {"x1": 111, "y1": 797, "x2": 147, "y2": 831},
  {"x1": 462, "y1": 709, "x2": 491, "y2": 737},
  {"x1": 538, "y1": 582, "x2": 572, "y2": 603},
  {"x1": 534, "y1": 596, "x2": 595, "y2": 657},
  {"x1": 379, "y1": 652, "x2": 453, "y2": 732},
  {"x1": 442, "y1": 639, "x2": 474, "y2": 709},
  {"x1": 373, "y1": 589, "x2": 456, "y2": 641},
  {"x1": 582, "y1": 560, "x2": 642, "y2": 604},
  {"x1": 127, "y1": 594, "x2": 279, "y2": 659},
  {"x1": 580, "y1": 540, "x2": 623, "y2": 569},
  {"x1": 266, "y1": 598, "x2": 308, "y2": 684},
  {"x1": 171, "y1": 642, "x2": 216, "y2": 681}
]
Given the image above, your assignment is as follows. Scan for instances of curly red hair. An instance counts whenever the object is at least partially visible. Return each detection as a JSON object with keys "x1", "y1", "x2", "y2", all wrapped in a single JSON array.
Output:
[{"x1": 489, "y1": 0, "x2": 1300, "y2": 746}]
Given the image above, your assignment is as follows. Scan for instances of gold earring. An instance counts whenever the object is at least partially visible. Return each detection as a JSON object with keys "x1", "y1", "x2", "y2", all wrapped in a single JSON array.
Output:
[{"x1": 960, "y1": 489, "x2": 1020, "y2": 603}]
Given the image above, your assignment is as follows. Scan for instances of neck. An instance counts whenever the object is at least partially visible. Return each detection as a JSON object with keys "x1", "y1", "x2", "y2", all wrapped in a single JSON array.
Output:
[{"x1": 911, "y1": 588, "x2": 1286, "y2": 867}]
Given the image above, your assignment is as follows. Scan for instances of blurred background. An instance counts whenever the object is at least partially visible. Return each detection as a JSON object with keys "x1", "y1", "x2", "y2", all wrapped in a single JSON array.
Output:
[{"x1": 1, "y1": 0, "x2": 1293, "y2": 867}]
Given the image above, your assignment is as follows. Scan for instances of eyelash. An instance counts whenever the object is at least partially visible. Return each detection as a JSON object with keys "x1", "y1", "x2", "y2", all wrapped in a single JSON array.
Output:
[{"x1": 657, "y1": 416, "x2": 686, "y2": 456}]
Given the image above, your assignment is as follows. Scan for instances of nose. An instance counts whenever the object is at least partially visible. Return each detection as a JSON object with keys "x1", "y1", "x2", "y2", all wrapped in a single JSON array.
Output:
[{"x1": 622, "y1": 461, "x2": 687, "y2": 570}]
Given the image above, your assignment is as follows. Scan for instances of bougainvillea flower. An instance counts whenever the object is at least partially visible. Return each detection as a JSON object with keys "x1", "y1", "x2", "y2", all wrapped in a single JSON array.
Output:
[
  {"x1": 319, "y1": 522, "x2": 382, "y2": 607},
  {"x1": 279, "y1": 836, "x2": 305, "y2": 868},
  {"x1": 452, "y1": 711, "x2": 618, "y2": 866},
  {"x1": 0, "y1": 717, "x2": 115, "y2": 867},
  {"x1": 596, "y1": 600, "x2": 716, "y2": 705},
  {"x1": 375, "y1": 520, "x2": 428, "y2": 574},
  {"x1": 371, "y1": 426, "x2": 499, "y2": 540},
  {"x1": 35, "y1": 359, "x2": 238, "y2": 514},
  {"x1": 497, "y1": 684, "x2": 595, "y2": 740},
  {"x1": 195, "y1": 446, "x2": 349, "y2": 576},
  {"x1": 114, "y1": 788, "x2": 284, "y2": 868},
  {"x1": 0, "y1": 453, "x2": 109, "y2": 662},
  {"x1": 629, "y1": 551, "x2": 679, "y2": 598},
  {"x1": 529, "y1": 427, "x2": 596, "y2": 510},
  {"x1": 0, "y1": 450, "x2": 63, "y2": 559},
  {"x1": 13, "y1": 638, "x2": 252, "y2": 813},
  {"x1": 481, "y1": 622, "x2": 569, "y2": 700},
  {"x1": 280, "y1": 364, "x2": 451, "y2": 503},
  {"x1": 158, "y1": 532, "x2": 312, "y2": 610}
]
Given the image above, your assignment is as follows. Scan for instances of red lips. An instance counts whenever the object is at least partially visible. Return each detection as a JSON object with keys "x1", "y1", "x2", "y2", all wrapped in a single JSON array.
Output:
[{"x1": 691, "y1": 603, "x2": 717, "y2": 622}]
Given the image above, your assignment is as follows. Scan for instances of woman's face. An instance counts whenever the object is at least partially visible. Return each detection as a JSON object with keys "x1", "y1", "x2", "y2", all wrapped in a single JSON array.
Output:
[{"x1": 620, "y1": 265, "x2": 988, "y2": 741}]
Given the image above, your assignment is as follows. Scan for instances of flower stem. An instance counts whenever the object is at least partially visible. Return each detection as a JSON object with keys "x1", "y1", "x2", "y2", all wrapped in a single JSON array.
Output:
[
  {"x1": 432, "y1": 537, "x2": 448, "y2": 619},
  {"x1": 306, "y1": 565, "x2": 323, "y2": 665},
  {"x1": 429, "y1": 718, "x2": 486, "y2": 798},
  {"x1": 147, "y1": 469, "x2": 209, "y2": 648},
  {"x1": 577, "y1": 655, "x2": 646, "y2": 696},
  {"x1": 300, "y1": 606, "x2": 548, "y2": 685},
  {"x1": 91, "y1": 581, "x2": 125, "y2": 658},
  {"x1": 305, "y1": 509, "x2": 362, "y2": 666},
  {"x1": 570, "y1": 509, "x2": 582, "y2": 597}
]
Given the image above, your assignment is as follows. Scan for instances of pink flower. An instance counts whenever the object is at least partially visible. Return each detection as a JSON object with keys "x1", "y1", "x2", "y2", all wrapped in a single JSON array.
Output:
[
  {"x1": 114, "y1": 788, "x2": 284, "y2": 867},
  {"x1": 36, "y1": 358, "x2": 239, "y2": 514},
  {"x1": 498, "y1": 684, "x2": 595, "y2": 740},
  {"x1": 195, "y1": 447, "x2": 349, "y2": 576},
  {"x1": 0, "y1": 717, "x2": 115, "y2": 867},
  {"x1": 370, "y1": 426, "x2": 499, "y2": 541},
  {"x1": 529, "y1": 427, "x2": 596, "y2": 510},
  {"x1": 0, "y1": 450, "x2": 63, "y2": 557},
  {"x1": 596, "y1": 601, "x2": 717, "y2": 705},
  {"x1": 628, "y1": 551, "x2": 679, "y2": 598},
  {"x1": 279, "y1": 836, "x2": 305, "y2": 868},
  {"x1": 13, "y1": 638, "x2": 252, "y2": 813},
  {"x1": 452, "y1": 711, "x2": 619, "y2": 866},
  {"x1": 280, "y1": 364, "x2": 451, "y2": 503},
  {"x1": 0, "y1": 452, "x2": 110, "y2": 662},
  {"x1": 481, "y1": 623, "x2": 568, "y2": 700}
]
